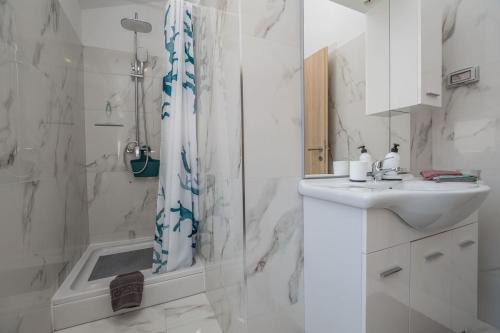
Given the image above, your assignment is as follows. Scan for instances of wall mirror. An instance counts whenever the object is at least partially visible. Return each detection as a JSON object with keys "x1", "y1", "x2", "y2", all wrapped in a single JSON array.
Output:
[{"x1": 303, "y1": 0, "x2": 411, "y2": 177}]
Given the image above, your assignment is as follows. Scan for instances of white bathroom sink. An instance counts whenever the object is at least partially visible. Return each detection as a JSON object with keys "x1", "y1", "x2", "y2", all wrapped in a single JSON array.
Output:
[
  {"x1": 298, "y1": 177, "x2": 490, "y2": 231},
  {"x1": 393, "y1": 180, "x2": 480, "y2": 191}
]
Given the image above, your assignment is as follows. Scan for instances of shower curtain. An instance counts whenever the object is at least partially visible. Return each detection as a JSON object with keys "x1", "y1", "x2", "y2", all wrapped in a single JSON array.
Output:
[{"x1": 153, "y1": 0, "x2": 198, "y2": 273}]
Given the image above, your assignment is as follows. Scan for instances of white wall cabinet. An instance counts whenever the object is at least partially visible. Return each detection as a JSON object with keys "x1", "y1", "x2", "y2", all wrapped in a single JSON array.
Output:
[
  {"x1": 366, "y1": 0, "x2": 443, "y2": 115},
  {"x1": 304, "y1": 198, "x2": 479, "y2": 333}
]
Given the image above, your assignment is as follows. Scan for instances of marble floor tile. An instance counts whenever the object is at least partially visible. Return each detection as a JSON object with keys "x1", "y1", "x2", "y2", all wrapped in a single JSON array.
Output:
[
  {"x1": 56, "y1": 293, "x2": 222, "y2": 333},
  {"x1": 164, "y1": 294, "x2": 218, "y2": 330},
  {"x1": 473, "y1": 321, "x2": 500, "y2": 333},
  {"x1": 167, "y1": 320, "x2": 222, "y2": 333}
]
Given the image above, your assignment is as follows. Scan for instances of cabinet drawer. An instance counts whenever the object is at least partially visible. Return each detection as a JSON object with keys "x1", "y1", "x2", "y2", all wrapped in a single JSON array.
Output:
[
  {"x1": 409, "y1": 223, "x2": 478, "y2": 333},
  {"x1": 450, "y1": 223, "x2": 478, "y2": 332},
  {"x1": 366, "y1": 243, "x2": 410, "y2": 333},
  {"x1": 410, "y1": 232, "x2": 453, "y2": 332}
]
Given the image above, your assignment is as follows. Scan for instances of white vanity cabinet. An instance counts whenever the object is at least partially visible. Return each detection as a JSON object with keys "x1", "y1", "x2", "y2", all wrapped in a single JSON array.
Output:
[
  {"x1": 304, "y1": 198, "x2": 479, "y2": 333},
  {"x1": 366, "y1": 0, "x2": 443, "y2": 115}
]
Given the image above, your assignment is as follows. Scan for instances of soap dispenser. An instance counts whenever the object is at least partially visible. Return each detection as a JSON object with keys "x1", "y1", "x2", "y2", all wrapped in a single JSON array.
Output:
[
  {"x1": 383, "y1": 143, "x2": 400, "y2": 170},
  {"x1": 357, "y1": 145, "x2": 373, "y2": 173}
]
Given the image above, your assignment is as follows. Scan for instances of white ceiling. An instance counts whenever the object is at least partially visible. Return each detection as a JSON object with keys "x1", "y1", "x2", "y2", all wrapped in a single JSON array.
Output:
[
  {"x1": 79, "y1": 0, "x2": 369, "y2": 11},
  {"x1": 78, "y1": 0, "x2": 163, "y2": 10},
  {"x1": 305, "y1": 0, "x2": 365, "y2": 56}
]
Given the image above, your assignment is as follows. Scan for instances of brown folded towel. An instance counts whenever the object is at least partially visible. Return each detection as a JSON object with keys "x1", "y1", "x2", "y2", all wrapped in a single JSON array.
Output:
[{"x1": 110, "y1": 271, "x2": 144, "y2": 312}]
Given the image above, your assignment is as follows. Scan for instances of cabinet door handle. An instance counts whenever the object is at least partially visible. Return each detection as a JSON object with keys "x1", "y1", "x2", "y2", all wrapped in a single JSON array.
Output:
[
  {"x1": 307, "y1": 147, "x2": 324, "y2": 151},
  {"x1": 380, "y1": 266, "x2": 402, "y2": 278},
  {"x1": 425, "y1": 251, "x2": 444, "y2": 262},
  {"x1": 459, "y1": 240, "x2": 475, "y2": 248},
  {"x1": 426, "y1": 92, "x2": 440, "y2": 97}
]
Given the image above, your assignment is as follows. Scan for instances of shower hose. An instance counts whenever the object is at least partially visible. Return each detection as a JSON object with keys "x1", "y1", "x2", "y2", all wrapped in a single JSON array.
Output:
[{"x1": 124, "y1": 78, "x2": 150, "y2": 175}]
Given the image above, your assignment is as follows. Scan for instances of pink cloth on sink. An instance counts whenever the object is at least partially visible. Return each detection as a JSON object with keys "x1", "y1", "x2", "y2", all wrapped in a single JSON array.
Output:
[{"x1": 420, "y1": 169, "x2": 462, "y2": 180}]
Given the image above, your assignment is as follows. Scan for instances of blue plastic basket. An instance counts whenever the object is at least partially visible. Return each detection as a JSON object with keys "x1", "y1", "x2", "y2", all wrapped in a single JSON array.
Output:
[{"x1": 130, "y1": 147, "x2": 160, "y2": 177}]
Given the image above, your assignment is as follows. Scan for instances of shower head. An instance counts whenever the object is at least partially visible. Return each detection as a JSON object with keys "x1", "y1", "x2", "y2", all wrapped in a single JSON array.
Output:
[{"x1": 121, "y1": 16, "x2": 152, "y2": 33}]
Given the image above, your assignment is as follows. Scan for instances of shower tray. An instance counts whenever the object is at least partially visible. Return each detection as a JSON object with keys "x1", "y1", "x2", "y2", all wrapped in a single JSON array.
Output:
[{"x1": 51, "y1": 237, "x2": 205, "y2": 331}]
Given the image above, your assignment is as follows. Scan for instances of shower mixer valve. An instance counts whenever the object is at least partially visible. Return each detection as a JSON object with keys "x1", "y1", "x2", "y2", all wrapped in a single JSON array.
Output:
[{"x1": 125, "y1": 142, "x2": 140, "y2": 158}]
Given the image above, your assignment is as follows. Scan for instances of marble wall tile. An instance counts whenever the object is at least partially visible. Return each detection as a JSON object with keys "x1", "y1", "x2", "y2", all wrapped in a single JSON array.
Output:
[
  {"x1": 82, "y1": 45, "x2": 163, "y2": 243},
  {"x1": 85, "y1": 109, "x2": 161, "y2": 174},
  {"x1": 79, "y1": 0, "x2": 168, "y2": 245},
  {"x1": 83, "y1": 46, "x2": 165, "y2": 77},
  {"x1": 83, "y1": 68, "x2": 162, "y2": 114},
  {"x1": 0, "y1": 60, "x2": 21, "y2": 184},
  {"x1": 242, "y1": 36, "x2": 302, "y2": 180},
  {"x1": 241, "y1": 0, "x2": 301, "y2": 48},
  {"x1": 0, "y1": 1, "x2": 89, "y2": 332},
  {"x1": 244, "y1": 176, "x2": 304, "y2": 333},
  {"x1": 329, "y1": 35, "x2": 387, "y2": 162},
  {"x1": 410, "y1": 110, "x2": 433, "y2": 174},
  {"x1": 329, "y1": 34, "x2": 411, "y2": 169},
  {"x1": 11, "y1": 0, "x2": 81, "y2": 46},
  {"x1": 0, "y1": 1, "x2": 16, "y2": 63},
  {"x1": 0, "y1": 37, "x2": 85, "y2": 184},
  {"x1": 17, "y1": 62, "x2": 85, "y2": 179},
  {"x1": 241, "y1": 0, "x2": 304, "y2": 331},
  {"x1": 87, "y1": 171, "x2": 157, "y2": 242},
  {"x1": 194, "y1": 5, "x2": 246, "y2": 333},
  {"x1": 191, "y1": 0, "x2": 239, "y2": 14},
  {"x1": 200, "y1": 177, "x2": 245, "y2": 332},
  {"x1": 410, "y1": 0, "x2": 500, "y2": 329},
  {"x1": 390, "y1": 112, "x2": 411, "y2": 170},
  {"x1": 0, "y1": 290, "x2": 54, "y2": 333},
  {"x1": 0, "y1": 156, "x2": 88, "y2": 331}
]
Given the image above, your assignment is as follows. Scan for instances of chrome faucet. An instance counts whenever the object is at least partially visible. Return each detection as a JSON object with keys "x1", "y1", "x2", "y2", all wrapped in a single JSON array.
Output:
[{"x1": 371, "y1": 157, "x2": 400, "y2": 181}]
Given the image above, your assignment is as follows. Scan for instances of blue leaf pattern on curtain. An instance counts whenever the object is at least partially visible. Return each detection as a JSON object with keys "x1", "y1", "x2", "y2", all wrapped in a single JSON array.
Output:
[{"x1": 154, "y1": 0, "x2": 198, "y2": 274}]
